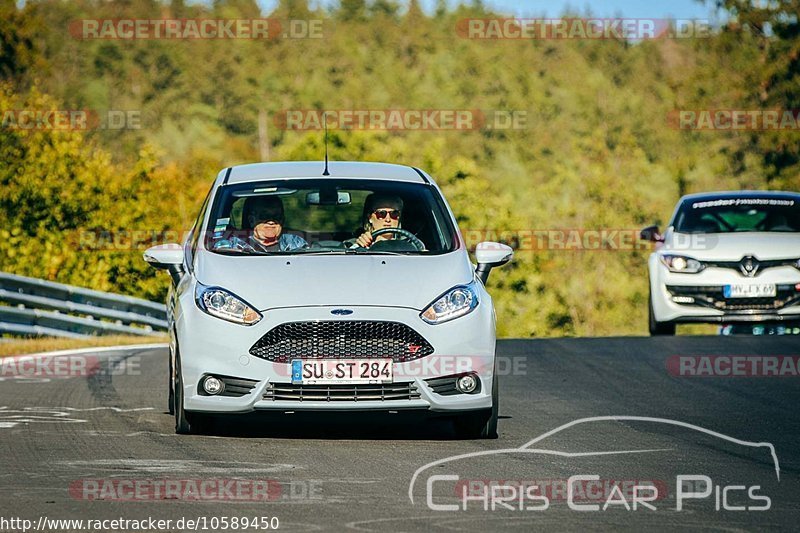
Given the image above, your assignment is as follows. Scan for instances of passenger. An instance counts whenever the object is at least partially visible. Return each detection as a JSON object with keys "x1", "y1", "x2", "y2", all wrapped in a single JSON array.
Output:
[{"x1": 214, "y1": 196, "x2": 307, "y2": 252}]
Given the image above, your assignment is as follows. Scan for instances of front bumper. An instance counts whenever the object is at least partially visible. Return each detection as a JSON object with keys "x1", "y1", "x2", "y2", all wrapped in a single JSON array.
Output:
[
  {"x1": 649, "y1": 258, "x2": 800, "y2": 323},
  {"x1": 175, "y1": 301, "x2": 496, "y2": 414}
]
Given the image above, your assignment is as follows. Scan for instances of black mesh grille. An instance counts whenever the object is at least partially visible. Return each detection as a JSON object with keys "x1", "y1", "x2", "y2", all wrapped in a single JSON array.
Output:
[
  {"x1": 249, "y1": 321, "x2": 434, "y2": 363},
  {"x1": 667, "y1": 285, "x2": 800, "y2": 312},
  {"x1": 263, "y1": 382, "x2": 420, "y2": 402}
]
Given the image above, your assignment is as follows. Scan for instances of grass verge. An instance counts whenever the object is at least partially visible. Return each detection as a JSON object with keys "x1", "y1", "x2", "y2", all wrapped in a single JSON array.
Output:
[{"x1": 0, "y1": 334, "x2": 168, "y2": 357}]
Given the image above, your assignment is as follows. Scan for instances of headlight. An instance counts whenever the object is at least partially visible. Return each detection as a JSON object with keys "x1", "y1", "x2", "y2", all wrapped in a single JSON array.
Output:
[
  {"x1": 195, "y1": 283, "x2": 262, "y2": 325},
  {"x1": 420, "y1": 282, "x2": 479, "y2": 324},
  {"x1": 660, "y1": 254, "x2": 705, "y2": 274}
]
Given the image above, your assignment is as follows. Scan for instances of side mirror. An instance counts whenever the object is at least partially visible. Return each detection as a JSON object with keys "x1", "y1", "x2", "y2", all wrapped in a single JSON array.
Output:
[
  {"x1": 144, "y1": 244, "x2": 185, "y2": 285},
  {"x1": 640, "y1": 225, "x2": 663, "y2": 243},
  {"x1": 474, "y1": 242, "x2": 513, "y2": 284}
]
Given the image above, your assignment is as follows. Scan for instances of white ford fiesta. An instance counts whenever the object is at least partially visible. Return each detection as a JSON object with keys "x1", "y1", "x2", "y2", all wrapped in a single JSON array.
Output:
[
  {"x1": 641, "y1": 190, "x2": 800, "y2": 335},
  {"x1": 144, "y1": 161, "x2": 513, "y2": 437}
]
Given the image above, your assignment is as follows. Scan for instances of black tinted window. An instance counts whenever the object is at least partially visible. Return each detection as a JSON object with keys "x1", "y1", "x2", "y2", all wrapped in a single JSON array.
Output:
[
  {"x1": 204, "y1": 179, "x2": 457, "y2": 254},
  {"x1": 674, "y1": 197, "x2": 800, "y2": 233}
]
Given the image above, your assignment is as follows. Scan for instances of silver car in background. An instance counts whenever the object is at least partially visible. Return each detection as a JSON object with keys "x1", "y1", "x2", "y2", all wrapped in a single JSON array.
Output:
[
  {"x1": 642, "y1": 191, "x2": 800, "y2": 335},
  {"x1": 144, "y1": 161, "x2": 512, "y2": 437}
]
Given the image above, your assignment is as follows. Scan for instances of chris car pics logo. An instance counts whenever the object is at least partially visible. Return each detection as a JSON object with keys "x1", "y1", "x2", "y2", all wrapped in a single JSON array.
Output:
[{"x1": 409, "y1": 416, "x2": 778, "y2": 512}]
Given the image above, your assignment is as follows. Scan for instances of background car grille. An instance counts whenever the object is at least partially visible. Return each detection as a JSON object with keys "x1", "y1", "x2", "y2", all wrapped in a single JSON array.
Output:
[
  {"x1": 705, "y1": 258, "x2": 798, "y2": 274},
  {"x1": 249, "y1": 321, "x2": 434, "y2": 363},
  {"x1": 667, "y1": 285, "x2": 800, "y2": 312},
  {"x1": 262, "y1": 382, "x2": 421, "y2": 402}
]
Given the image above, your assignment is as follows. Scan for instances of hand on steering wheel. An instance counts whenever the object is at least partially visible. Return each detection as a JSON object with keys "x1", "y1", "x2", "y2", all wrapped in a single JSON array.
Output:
[{"x1": 356, "y1": 228, "x2": 425, "y2": 251}]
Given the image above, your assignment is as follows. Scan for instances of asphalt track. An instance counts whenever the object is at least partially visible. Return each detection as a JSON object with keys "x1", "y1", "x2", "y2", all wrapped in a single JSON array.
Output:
[{"x1": 0, "y1": 336, "x2": 798, "y2": 532}]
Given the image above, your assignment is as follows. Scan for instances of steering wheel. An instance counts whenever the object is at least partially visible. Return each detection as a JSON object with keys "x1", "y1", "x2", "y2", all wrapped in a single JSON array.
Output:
[{"x1": 369, "y1": 228, "x2": 425, "y2": 251}]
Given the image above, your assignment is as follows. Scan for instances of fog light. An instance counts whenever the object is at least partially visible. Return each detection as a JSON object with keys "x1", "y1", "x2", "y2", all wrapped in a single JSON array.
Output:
[
  {"x1": 456, "y1": 374, "x2": 479, "y2": 394},
  {"x1": 202, "y1": 376, "x2": 224, "y2": 395}
]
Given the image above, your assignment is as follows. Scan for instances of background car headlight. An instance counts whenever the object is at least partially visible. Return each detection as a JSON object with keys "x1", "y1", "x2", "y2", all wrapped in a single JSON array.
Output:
[
  {"x1": 421, "y1": 282, "x2": 479, "y2": 324},
  {"x1": 659, "y1": 254, "x2": 705, "y2": 274},
  {"x1": 195, "y1": 283, "x2": 262, "y2": 325}
]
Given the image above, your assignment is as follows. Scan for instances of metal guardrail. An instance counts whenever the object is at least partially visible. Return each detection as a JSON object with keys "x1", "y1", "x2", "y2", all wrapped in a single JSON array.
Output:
[{"x1": 0, "y1": 272, "x2": 167, "y2": 338}]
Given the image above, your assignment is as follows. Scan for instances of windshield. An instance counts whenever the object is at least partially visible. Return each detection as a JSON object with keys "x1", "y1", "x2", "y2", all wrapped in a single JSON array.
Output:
[
  {"x1": 204, "y1": 179, "x2": 457, "y2": 255},
  {"x1": 673, "y1": 196, "x2": 800, "y2": 234}
]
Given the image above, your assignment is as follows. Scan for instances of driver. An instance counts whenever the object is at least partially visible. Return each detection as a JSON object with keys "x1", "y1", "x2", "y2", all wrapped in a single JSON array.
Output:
[
  {"x1": 353, "y1": 193, "x2": 403, "y2": 248},
  {"x1": 213, "y1": 196, "x2": 307, "y2": 253}
]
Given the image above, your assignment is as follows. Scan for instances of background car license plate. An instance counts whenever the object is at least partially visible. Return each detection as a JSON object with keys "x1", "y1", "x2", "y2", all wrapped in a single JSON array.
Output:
[
  {"x1": 291, "y1": 359, "x2": 393, "y2": 384},
  {"x1": 723, "y1": 283, "x2": 777, "y2": 298}
]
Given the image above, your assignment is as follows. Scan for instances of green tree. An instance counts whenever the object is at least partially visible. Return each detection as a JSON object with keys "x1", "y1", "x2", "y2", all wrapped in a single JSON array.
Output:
[
  {"x1": 713, "y1": 0, "x2": 800, "y2": 188},
  {"x1": 0, "y1": 0, "x2": 44, "y2": 81}
]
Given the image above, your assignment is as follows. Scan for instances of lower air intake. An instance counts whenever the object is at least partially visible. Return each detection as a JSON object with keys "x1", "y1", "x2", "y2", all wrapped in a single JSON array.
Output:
[{"x1": 262, "y1": 382, "x2": 420, "y2": 402}]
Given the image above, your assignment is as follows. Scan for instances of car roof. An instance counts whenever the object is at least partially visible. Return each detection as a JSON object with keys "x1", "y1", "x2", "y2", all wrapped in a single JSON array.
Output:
[
  {"x1": 223, "y1": 161, "x2": 428, "y2": 185},
  {"x1": 678, "y1": 190, "x2": 800, "y2": 203}
]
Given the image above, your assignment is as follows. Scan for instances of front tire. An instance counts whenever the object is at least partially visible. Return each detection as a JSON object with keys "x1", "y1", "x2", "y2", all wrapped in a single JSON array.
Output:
[
  {"x1": 453, "y1": 371, "x2": 499, "y2": 439},
  {"x1": 168, "y1": 350, "x2": 175, "y2": 415},
  {"x1": 649, "y1": 292, "x2": 676, "y2": 336},
  {"x1": 173, "y1": 356, "x2": 191, "y2": 434},
  {"x1": 173, "y1": 353, "x2": 207, "y2": 434}
]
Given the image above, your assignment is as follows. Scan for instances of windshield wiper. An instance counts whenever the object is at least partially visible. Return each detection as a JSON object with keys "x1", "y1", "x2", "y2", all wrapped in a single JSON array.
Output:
[
  {"x1": 212, "y1": 249, "x2": 260, "y2": 256},
  {"x1": 344, "y1": 249, "x2": 409, "y2": 256},
  {"x1": 294, "y1": 249, "x2": 349, "y2": 255}
]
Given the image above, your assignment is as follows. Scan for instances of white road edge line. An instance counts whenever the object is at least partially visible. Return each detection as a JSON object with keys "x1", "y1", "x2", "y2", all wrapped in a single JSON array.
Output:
[{"x1": 7, "y1": 343, "x2": 168, "y2": 359}]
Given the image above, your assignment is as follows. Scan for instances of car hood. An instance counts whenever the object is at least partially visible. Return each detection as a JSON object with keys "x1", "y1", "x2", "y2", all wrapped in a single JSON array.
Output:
[
  {"x1": 193, "y1": 249, "x2": 476, "y2": 311},
  {"x1": 663, "y1": 230, "x2": 800, "y2": 261}
]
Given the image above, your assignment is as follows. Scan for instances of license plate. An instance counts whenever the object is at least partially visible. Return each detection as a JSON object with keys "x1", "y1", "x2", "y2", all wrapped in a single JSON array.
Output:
[
  {"x1": 723, "y1": 283, "x2": 777, "y2": 298},
  {"x1": 291, "y1": 359, "x2": 393, "y2": 384}
]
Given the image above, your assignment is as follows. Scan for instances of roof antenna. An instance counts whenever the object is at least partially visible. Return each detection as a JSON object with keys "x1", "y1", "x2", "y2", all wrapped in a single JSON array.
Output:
[{"x1": 322, "y1": 111, "x2": 330, "y2": 176}]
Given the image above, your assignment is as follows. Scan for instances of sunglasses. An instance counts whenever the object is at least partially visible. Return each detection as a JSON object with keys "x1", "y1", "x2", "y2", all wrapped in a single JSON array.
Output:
[
  {"x1": 372, "y1": 209, "x2": 400, "y2": 220},
  {"x1": 249, "y1": 211, "x2": 283, "y2": 224}
]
